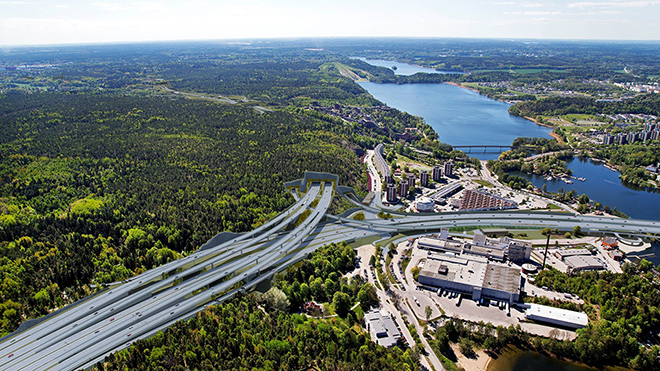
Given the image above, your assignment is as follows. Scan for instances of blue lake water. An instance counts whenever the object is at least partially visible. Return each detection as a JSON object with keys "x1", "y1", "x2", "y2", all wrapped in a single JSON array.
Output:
[
  {"x1": 513, "y1": 157, "x2": 660, "y2": 221},
  {"x1": 350, "y1": 57, "x2": 460, "y2": 76},
  {"x1": 357, "y1": 81, "x2": 552, "y2": 156}
]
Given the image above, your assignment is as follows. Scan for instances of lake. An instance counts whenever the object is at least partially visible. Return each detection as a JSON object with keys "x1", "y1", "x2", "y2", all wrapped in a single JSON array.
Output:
[
  {"x1": 350, "y1": 57, "x2": 461, "y2": 76},
  {"x1": 357, "y1": 81, "x2": 552, "y2": 157},
  {"x1": 487, "y1": 347, "x2": 630, "y2": 371}
]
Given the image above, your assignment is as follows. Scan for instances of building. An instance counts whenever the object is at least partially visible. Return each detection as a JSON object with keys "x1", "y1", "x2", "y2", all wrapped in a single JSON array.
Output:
[
  {"x1": 616, "y1": 133, "x2": 627, "y2": 145},
  {"x1": 627, "y1": 131, "x2": 638, "y2": 144},
  {"x1": 609, "y1": 250, "x2": 624, "y2": 261},
  {"x1": 398, "y1": 180, "x2": 410, "y2": 198},
  {"x1": 430, "y1": 182, "x2": 463, "y2": 204},
  {"x1": 420, "y1": 170, "x2": 429, "y2": 187},
  {"x1": 418, "y1": 256, "x2": 521, "y2": 304},
  {"x1": 645, "y1": 123, "x2": 656, "y2": 132},
  {"x1": 602, "y1": 134, "x2": 615, "y2": 145},
  {"x1": 444, "y1": 161, "x2": 454, "y2": 177},
  {"x1": 524, "y1": 304, "x2": 588, "y2": 329},
  {"x1": 418, "y1": 236, "x2": 505, "y2": 261},
  {"x1": 415, "y1": 197, "x2": 435, "y2": 212},
  {"x1": 641, "y1": 131, "x2": 652, "y2": 143},
  {"x1": 601, "y1": 237, "x2": 618, "y2": 248},
  {"x1": 554, "y1": 249, "x2": 593, "y2": 260},
  {"x1": 564, "y1": 255, "x2": 605, "y2": 271},
  {"x1": 652, "y1": 129, "x2": 660, "y2": 141},
  {"x1": 386, "y1": 184, "x2": 397, "y2": 203},
  {"x1": 460, "y1": 189, "x2": 518, "y2": 212},
  {"x1": 373, "y1": 144, "x2": 391, "y2": 183},
  {"x1": 432, "y1": 165, "x2": 443, "y2": 182},
  {"x1": 407, "y1": 173, "x2": 416, "y2": 188},
  {"x1": 364, "y1": 309, "x2": 402, "y2": 347},
  {"x1": 508, "y1": 241, "x2": 532, "y2": 262}
]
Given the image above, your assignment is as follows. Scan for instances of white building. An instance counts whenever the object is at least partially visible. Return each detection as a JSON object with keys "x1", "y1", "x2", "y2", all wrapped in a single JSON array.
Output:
[
  {"x1": 524, "y1": 304, "x2": 588, "y2": 329},
  {"x1": 364, "y1": 309, "x2": 402, "y2": 347}
]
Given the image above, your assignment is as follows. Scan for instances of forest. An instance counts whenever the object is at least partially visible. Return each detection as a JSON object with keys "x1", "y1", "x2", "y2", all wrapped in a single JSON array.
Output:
[
  {"x1": 0, "y1": 92, "x2": 368, "y2": 336},
  {"x1": 88, "y1": 243, "x2": 418, "y2": 371},
  {"x1": 508, "y1": 94, "x2": 660, "y2": 118}
]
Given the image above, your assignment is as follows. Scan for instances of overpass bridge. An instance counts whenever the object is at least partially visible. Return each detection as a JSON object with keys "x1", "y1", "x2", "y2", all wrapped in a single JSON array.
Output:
[{"x1": 2, "y1": 172, "x2": 659, "y2": 370}]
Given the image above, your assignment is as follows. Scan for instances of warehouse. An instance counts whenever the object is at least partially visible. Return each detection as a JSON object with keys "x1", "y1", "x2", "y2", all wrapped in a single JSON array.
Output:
[
  {"x1": 524, "y1": 303, "x2": 589, "y2": 329},
  {"x1": 417, "y1": 255, "x2": 521, "y2": 304}
]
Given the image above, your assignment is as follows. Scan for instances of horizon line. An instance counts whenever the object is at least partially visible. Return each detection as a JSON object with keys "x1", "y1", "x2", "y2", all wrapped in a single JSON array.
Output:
[{"x1": 2, "y1": 35, "x2": 660, "y2": 49}]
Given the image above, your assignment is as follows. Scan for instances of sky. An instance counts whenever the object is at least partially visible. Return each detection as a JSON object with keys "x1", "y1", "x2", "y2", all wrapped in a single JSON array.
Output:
[{"x1": 1, "y1": 0, "x2": 659, "y2": 46}]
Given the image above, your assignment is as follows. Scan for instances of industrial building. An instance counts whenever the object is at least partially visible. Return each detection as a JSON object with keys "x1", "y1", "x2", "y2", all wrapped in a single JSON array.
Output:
[
  {"x1": 364, "y1": 309, "x2": 402, "y2": 348},
  {"x1": 417, "y1": 236, "x2": 505, "y2": 261},
  {"x1": 564, "y1": 255, "x2": 605, "y2": 271},
  {"x1": 508, "y1": 241, "x2": 532, "y2": 262},
  {"x1": 418, "y1": 255, "x2": 521, "y2": 304},
  {"x1": 524, "y1": 304, "x2": 588, "y2": 329}
]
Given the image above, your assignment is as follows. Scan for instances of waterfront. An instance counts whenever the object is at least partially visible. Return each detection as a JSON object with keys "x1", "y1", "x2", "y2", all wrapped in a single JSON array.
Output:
[{"x1": 513, "y1": 157, "x2": 660, "y2": 221}]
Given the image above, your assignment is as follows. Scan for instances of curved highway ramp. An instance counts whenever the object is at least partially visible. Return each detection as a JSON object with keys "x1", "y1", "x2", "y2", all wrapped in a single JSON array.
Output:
[{"x1": 0, "y1": 172, "x2": 338, "y2": 371}]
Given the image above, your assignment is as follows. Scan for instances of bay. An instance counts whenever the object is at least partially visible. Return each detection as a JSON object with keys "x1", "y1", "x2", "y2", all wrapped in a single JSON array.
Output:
[{"x1": 512, "y1": 157, "x2": 660, "y2": 221}]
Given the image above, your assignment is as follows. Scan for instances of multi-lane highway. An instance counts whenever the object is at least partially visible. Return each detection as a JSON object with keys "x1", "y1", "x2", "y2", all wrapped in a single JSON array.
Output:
[{"x1": 1, "y1": 171, "x2": 658, "y2": 371}]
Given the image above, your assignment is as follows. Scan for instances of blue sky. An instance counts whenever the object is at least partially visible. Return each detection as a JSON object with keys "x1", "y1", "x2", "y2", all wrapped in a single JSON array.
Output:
[{"x1": 1, "y1": 0, "x2": 659, "y2": 45}]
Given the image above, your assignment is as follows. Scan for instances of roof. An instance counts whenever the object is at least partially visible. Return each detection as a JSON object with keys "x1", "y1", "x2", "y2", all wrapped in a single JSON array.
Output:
[
  {"x1": 482, "y1": 265, "x2": 521, "y2": 293},
  {"x1": 564, "y1": 255, "x2": 604, "y2": 270},
  {"x1": 420, "y1": 259, "x2": 485, "y2": 288},
  {"x1": 525, "y1": 303, "x2": 589, "y2": 328},
  {"x1": 364, "y1": 309, "x2": 401, "y2": 347}
]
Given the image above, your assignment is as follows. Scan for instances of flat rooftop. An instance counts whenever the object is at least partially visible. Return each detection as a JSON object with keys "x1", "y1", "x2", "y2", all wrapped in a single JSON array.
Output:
[
  {"x1": 525, "y1": 303, "x2": 589, "y2": 328},
  {"x1": 482, "y1": 264, "x2": 521, "y2": 293},
  {"x1": 564, "y1": 255, "x2": 604, "y2": 270},
  {"x1": 420, "y1": 258, "x2": 485, "y2": 288}
]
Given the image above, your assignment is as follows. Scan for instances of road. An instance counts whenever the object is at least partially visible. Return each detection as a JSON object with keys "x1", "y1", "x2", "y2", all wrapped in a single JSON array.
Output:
[{"x1": 2, "y1": 173, "x2": 659, "y2": 370}]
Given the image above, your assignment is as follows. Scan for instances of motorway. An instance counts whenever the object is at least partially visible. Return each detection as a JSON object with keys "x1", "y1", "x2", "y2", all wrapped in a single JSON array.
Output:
[{"x1": 2, "y1": 172, "x2": 660, "y2": 370}]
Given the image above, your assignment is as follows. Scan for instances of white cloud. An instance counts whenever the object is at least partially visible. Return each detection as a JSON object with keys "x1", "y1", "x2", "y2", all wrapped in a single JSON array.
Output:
[
  {"x1": 522, "y1": 2, "x2": 544, "y2": 7},
  {"x1": 568, "y1": 1, "x2": 660, "y2": 8},
  {"x1": 0, "y1": 1, "x2": 33, "y2": 4},
  {"x1": 91, "y1": 2, "x2": 134, "y2": 12},
  {"x1": 504, "y1": 11, "x2": 562, "y2": 14}
]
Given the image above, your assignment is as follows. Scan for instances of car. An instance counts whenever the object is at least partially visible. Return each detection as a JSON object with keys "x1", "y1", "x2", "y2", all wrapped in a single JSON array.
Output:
[
  {"x1": 8, "y1": 353, "x2": 14, "y2": 358},
  {"x1": 110, "y1": 318, "x2": 114, "y2": 321},
  {"x1": 95, "y1": 330, "x2": 99, "y2": 334},
  {"x1": 110, "y1": 308, "x2": 114, "y2": 311},
  {"x1": 127, "y1": 333, "x2": 132, "y2": 337}
]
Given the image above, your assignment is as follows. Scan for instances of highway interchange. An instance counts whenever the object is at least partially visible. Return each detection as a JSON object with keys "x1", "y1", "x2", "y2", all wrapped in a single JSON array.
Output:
[{"x1": 1, "y1": 171, "x2": 659, "y2": 370}]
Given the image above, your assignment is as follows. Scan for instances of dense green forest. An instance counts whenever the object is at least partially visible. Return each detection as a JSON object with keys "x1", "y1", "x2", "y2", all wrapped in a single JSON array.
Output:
[
  {"x1": 509, "y1": 94, "x2": 660, "y2": 118},
  {"x1": 0, "y1": 92, "x2": 367, "y2": 336},
  {"x1": 89, "y1": 243, "x2": 418, "y2": 371}
]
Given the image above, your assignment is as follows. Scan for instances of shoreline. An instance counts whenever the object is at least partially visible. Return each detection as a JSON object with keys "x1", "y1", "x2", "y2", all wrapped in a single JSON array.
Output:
[{"x1": 443, "y1": 82, "x2": 562, "y2": 143}]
